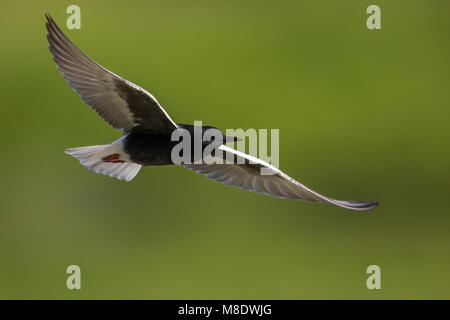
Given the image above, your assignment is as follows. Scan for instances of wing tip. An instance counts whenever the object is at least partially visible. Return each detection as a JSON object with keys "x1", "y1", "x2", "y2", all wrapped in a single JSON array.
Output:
[
  {"x1": 44, "y1": 12, "x2": 52, "y2": 28},
  {"x1": 338, "y1": 200, "x2": 379, "y2": 211},
  {"x1": 45, "y1": 13, "x2": 54, "y2": 23},
  {"x1": 45, "y1": 13, "x2": 56, "y2": 40}
]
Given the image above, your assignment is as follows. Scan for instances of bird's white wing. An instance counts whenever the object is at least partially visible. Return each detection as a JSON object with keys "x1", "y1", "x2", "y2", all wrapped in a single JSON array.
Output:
[
  {"x1": 45, "y1": 14, "x2": 178, "y2": 133},
  {"x1": 183, "y1": 145, "x2": 378, "y2": 211}
]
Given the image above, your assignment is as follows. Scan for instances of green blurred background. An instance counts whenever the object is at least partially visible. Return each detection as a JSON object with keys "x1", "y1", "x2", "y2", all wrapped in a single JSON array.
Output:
[{"x1": 0, "y1": 0, "x2": 449, "y2": 299}]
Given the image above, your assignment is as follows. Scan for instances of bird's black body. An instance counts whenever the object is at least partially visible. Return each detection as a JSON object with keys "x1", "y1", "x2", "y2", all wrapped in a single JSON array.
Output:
[
  {"x1": 124, "y1": 133, "x2": 175, "y2": 166},
  {"x1": 124, "y1": 124, "x2": 231, "y2": 166}
]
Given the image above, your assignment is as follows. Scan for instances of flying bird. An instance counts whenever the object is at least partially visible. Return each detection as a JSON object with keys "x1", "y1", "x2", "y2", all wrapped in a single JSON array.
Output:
[{"x1": 45, "y1": 14, "x2": 378, "y2": 211}]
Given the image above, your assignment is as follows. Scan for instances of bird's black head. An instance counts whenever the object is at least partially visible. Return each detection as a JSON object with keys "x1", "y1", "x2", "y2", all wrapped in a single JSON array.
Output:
[{"x1": 177, "y1": 124, "x2": 239, "y2": 143}]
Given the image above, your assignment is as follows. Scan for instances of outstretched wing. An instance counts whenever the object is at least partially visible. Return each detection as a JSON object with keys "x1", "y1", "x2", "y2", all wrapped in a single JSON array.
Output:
[
  {"x1": 45, "y1": 14, "x2": 177, "y2": 133},
  {"x1": 183, "y1": 145, "x2": 378, "y2": 211}
]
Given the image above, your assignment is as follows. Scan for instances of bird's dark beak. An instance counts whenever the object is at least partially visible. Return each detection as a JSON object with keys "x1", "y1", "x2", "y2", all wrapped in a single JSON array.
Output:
[{"x1": 224, "y1": 135, "x2": 241, "y2": 142}]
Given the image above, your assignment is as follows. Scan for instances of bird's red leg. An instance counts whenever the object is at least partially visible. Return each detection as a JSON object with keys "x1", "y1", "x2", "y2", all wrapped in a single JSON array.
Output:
[{"x1": 102, "y1": 153, "x2": 125, "y2": 163}]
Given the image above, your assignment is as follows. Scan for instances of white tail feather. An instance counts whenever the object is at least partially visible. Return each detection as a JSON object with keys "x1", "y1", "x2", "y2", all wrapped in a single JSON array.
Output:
[{"x1": 65, "y1": 142, "x2": 141, "y2": 181}]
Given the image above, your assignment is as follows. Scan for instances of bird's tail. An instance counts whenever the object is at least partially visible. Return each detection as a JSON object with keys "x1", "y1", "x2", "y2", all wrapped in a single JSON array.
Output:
[{"x1": 65, "y1": 141, "x2": 141, "y2": 181}]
